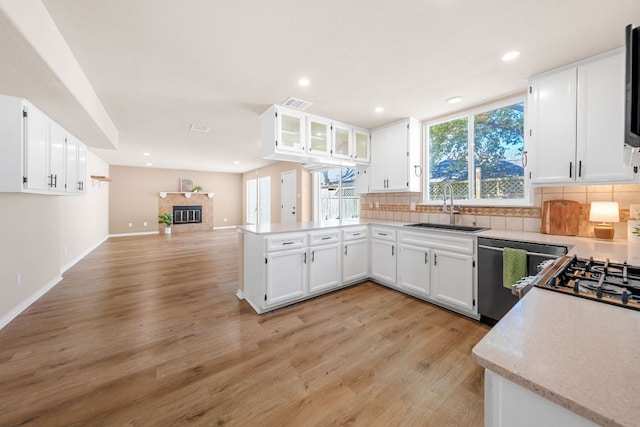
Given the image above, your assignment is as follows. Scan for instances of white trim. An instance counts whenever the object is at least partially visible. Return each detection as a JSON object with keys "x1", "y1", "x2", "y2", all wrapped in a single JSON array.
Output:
[
  {"x1": 236, "y1": 290, "x2": 245, "y2": 300},
  {"x1": 214, "y1": 225, "x2": 237, "y2": 230},
  {"x1": 0, "y1": 275, "x2": 63, "y2": 330},
  {"x1": 426, "y1": 95, "x2": 526, "y2": 126},
  {"x1": 61, "y1": 235, "x2": 109, "y2": 273},
  {"x1": 109, "y1": 231, "x2": 160, "y2": 237}
]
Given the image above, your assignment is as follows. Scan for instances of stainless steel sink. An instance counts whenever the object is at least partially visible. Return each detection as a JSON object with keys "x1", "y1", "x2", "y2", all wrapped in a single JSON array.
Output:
[{"x1": 403, "y1": 223, "x2": 489, "y2": 233}]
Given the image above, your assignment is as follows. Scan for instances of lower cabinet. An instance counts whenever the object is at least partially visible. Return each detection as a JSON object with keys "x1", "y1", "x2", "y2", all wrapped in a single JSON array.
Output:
[
  {"x1": 342, "y1": 238, "x2": 368, "y2": 283},
  {"x1": 431, "y1": 249, "x2": 475, "y2": 313},
  {"x1": 397, "y1": 243, "x2": 430, "y2": 297},
  {"x1": 370, "y1": 227, "x2": 397, "y2": 286},
  {"x1": 308, "y1": 243, "x2": 341, "y2": 294}
]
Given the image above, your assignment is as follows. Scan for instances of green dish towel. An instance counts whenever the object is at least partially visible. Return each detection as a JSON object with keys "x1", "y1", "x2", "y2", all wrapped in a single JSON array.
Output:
[{"x1": 503, "y1": 247, "x2": 527, "y2": 289}]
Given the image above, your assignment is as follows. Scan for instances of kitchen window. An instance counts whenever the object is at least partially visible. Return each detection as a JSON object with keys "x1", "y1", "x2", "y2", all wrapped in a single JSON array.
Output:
[
  {"x1": 425, "y1": 97, "x2": 528, "y2": 205},
  {"x1": 313, "y1": 167, "x2": 360, "y2": 220}
]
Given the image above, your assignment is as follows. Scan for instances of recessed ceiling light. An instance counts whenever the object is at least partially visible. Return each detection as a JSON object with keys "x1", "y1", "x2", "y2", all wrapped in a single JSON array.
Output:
[
  {"x1": 143, "y1": 152, "x2": 151, "y2": 156},
  {"x1": 233, "y1": 161, "x2": 240, "y2": 165},
  {"x1": 145, "y1": 162, "x2": 153, "y2": 166},
  {"x1": 190, "y1": 123, "x2": 210, "y2": 133},
  {"x1": 298, "y1": 78, "x2": 310, "y2": 87},
  {"x1": 501, "y1": 50, "x2": 520, "y2": 61},
  {"x1": 446, "y1": 96, "x2": 462, "y2": 104},
  {"x1": 374, "y1": 106, "x2": 384, "y2": 113}
]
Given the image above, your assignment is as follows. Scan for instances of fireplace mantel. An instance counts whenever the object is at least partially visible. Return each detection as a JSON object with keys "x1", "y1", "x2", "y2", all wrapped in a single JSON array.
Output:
[{"x1": 159, "y1": 192, "x2": 215, "y2": 199}]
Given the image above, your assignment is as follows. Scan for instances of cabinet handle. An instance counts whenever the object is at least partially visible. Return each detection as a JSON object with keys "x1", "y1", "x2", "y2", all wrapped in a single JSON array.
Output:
[
  {"x1": 321, "y1": 236, "x2": 332, "y2": 240},
  {"x1": 282, "y1": 241, "x2": 295, "y2": 246},
  {"x1": 378, "y1": 232, "x2": 388, "y2": 236},
  {"x1": 434, "y1": 253, "x2": 438, "y2": 266},
  {"x1": 54, "y1": 174, "x2": 58, "y2": 188},
  {"x1": 311, "y1": 250, "x2": 315, "y2": 262},
  {"x1": 391, "y1": 245, "x2": 395, "y2": 256},
  {"x1": 521, "y1": 151, "x2": 528, "y2": 167},
  {"x1": 303, "y1": 252, "x2": 307, "y2": 264},
  {"x1": 344, "y1": 245, "x2": 348, "y2": 256},
  {"x1": 352, "y1": 233, "x2": 361, "y2": 236},
  {"x1": 578, "y1": 160, "x2": 582, "y2": 177},
  {"x1": 425, "y1": 252, "x2": 428, "y2": 264},
  {"x1": 569, "y1": 162, "x2": 573, "y2": 178}
]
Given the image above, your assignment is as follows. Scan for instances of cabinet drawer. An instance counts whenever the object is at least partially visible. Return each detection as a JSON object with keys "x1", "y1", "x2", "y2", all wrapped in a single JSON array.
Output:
[
  {"x1": 370, "y1": 227, "x2": 396, "y2": 241},
  {"x1": 342, "y1": 226, "x2": 368, "y2": 241},
  {"x1": 308, "y1": 230, "x2": 340, "y2": 246},
  {"x1": 265, "y1": 233, "x2": 306, "y2": 251}
]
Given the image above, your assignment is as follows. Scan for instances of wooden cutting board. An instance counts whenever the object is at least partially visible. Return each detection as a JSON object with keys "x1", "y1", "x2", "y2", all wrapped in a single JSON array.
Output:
[{"x1": 540, "y1": 200, "x2": 580, "y2": 236}]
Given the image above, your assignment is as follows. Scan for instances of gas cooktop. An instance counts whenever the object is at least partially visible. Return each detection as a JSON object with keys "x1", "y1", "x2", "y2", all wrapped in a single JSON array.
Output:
[{"x1": 534, "y1": 255, "x2": 640, "y2": 311}]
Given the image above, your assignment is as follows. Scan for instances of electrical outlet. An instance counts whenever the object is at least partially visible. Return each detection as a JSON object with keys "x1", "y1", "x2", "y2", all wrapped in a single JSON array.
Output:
[
  {"x1": 143, "y1": 221, "x2": 148, "y2": 227},
  {"x1": 16, "y1": 273, "x2": 21, "y2": 286},
  {"x1": 224, "y1": 218, "x2": 228, "y2": 222},
  {"x1": 410, "y1": 202, "x2": 416, "y2": 211},
  {"x1": 64, "y1": 245, "x2": 68, "y2": 255},
  {"x1": 630, "y1": 204, "x2": 640, "y2": 221},
  {"x1": 128, "y1": 223, "x2": 133, "y2": 227},
  {"x1": 374, "y1": 201, "x2": 380, "y2": 208}
]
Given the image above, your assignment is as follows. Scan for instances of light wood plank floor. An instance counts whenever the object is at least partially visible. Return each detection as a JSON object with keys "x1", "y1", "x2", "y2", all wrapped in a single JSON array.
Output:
[{"x1": 0, "y1": 230, "x2": 490, "y2": 426}]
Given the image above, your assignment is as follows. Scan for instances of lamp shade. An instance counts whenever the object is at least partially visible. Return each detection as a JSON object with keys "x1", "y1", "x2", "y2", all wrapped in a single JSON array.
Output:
[{"x1": 589, "y1": 201, "x2": 620, "y2": 223}]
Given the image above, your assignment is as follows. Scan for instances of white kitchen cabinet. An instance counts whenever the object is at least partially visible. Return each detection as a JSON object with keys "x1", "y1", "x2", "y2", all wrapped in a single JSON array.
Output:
[
  {"x1": 397, "y1": 243, "x2": 430, "y2": 297},
  {"x1": 308, "y1": 230, "x2": 341, "y2": 294},
  {"x1": 353, "y1": 127, "x2": 370, "y2": 163},
  {"x1": 369, "y1": 117, "x2": 421, "y2": 192},
  {"x1": 342, "y1": 227, "x2": 368, "y2": 283},
  {"x1": 431, "y1": 249, "x2": 475, "y2": 313},
  {"x1": 261, "y1": 105, "x2": 306, "y2": 158},
  {"x1": 307, "y1": 114, "x2": 332, "y2": 157},
  {"x1": 529, "y1": 49, "x2": 633, "y2": 184},
  {"x1": 354, "y1": 165, "x2": 369, "y2": 194},
  {"x1": 0, "y1": 95, "x2": 87, "y2": 195},
  {"x1": 332, "y1": 121, "x2": 353, "y2": 161},
  {"x1": 370, "y1": 227, "x2": 397, "y2": 286},
  {"x1": 266, "y1": 247, "x2": 307, "y2": 306},
  {"x1": 65, "y1": 134, "x2": 87, "y2": 194}
]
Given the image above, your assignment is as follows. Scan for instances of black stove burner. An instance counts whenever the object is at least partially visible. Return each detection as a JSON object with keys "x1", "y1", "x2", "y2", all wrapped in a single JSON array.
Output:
[{"x1": 534, "y1": 256, "x2": 640, "y2": 311}]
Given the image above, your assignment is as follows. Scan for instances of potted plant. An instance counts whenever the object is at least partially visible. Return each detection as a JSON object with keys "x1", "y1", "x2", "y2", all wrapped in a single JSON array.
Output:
[
  {"x1": 193, "y1": 185, "x2": 203, "y2": 193},
  {"x1": 158, "y1": 213, "x2": 173, "y2": 234}
]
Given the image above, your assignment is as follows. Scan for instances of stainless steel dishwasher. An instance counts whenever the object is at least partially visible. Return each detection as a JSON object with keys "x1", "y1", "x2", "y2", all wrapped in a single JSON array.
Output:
[{"x1": 478, "y1": 237, "x2": 568, "y2": 324}]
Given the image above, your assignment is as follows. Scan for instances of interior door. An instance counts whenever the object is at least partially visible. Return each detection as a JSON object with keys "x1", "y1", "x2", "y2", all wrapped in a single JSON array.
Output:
[{"x1": 281, "y1": 170, "x2": 297, "y2": 223}]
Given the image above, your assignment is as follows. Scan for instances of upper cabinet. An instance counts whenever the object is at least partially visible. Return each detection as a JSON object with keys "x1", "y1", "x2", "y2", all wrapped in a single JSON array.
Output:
[
  {"x1": 0, "y1": 95, "x2": 87, "y2": 195},
  {"x1": 369, "y1": 117, "x2": 421, "y2": 192},
  {"x1": 261, "y1": 105, "x2": 370, "y2": 166},
  {"x1": 529, "y1": 50, "x2": 634, "y2": 185}
]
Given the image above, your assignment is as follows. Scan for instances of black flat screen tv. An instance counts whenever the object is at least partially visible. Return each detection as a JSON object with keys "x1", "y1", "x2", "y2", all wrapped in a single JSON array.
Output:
[{"x1": 626, "y1": 23, "x2": 640, "y2": 147}]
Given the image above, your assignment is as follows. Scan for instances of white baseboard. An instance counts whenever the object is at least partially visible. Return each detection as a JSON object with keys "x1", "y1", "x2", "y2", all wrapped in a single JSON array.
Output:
[
  {"x1": 109, "y1": 231, "x2": 159, "y2": 237},
  {"x1": 0, "y1": 275, "x2": 63, "y2": 330},
  {"x1": 236, "y1": 289, "x2": 245, "y2": 300},
  {"x1": 214, "y1": 225, "x2": 237, "y2": 230},
  {"x1": 61, "y1": 235, "x2": 109, "y2": 273}
]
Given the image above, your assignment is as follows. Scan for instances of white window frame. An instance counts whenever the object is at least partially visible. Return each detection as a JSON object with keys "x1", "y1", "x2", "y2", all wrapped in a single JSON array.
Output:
[
  {"x1": 423, "y1": 96, "x2": 531, "y2": 207},
  {"x1": 312, "y1": 167, "x2": 360, "y2": 221}
]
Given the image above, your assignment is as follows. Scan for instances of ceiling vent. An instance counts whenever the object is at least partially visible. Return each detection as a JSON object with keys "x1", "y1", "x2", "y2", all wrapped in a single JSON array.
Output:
[
  {"x1": 282, "y1": 97, "x2": 313, "y2": 110},
  {"x1": 190, "y1": 123, "x2": 210, "y2": 133}
]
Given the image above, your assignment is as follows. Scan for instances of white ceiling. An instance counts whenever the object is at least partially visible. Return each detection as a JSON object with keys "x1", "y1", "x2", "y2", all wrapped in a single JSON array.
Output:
[{"x1": 6, "y1": 0, "x2": 640, "y2": 173}]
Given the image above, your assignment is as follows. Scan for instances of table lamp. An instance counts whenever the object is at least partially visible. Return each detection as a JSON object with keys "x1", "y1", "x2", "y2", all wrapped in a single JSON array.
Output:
[{"x1": 589, "y1": 201, "x2": 619, "y2": 240}]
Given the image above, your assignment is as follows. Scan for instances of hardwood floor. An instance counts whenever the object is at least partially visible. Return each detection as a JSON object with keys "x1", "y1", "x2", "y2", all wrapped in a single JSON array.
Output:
[{"x1": 0, "y1": 230, "x2": 490, "y2": 426}]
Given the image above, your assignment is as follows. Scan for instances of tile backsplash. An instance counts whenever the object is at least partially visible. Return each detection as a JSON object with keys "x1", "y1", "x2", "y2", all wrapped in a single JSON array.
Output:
[{"x1": 360, "y1": 184, "x2": 640, "y2": 239}]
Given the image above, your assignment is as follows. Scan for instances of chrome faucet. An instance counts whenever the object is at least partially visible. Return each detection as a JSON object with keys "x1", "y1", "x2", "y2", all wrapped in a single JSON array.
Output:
[{"x1": 442, "y1": 182, "x2": 459, "y2": 225}]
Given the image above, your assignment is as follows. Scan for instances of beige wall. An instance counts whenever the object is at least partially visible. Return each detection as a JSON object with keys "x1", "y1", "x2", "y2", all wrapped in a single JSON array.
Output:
[
  {"x1": 109, "y1": 166, "x2": 242, "y2": 234},
  {"x1": 242, "y1": 161, "x2": 312, "y2": 224},
  {"x1": 0, "y1": 151, "x2": 110, "y2": 327}
]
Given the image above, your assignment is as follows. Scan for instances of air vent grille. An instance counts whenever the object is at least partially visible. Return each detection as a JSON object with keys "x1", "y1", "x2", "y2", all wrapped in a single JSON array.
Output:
[
  {"x1": 190, "y1": 123, "x2": 210, "y2": 133},
  {"x1": 282, "y1": 97, "x2": 313, "y2": 110}
]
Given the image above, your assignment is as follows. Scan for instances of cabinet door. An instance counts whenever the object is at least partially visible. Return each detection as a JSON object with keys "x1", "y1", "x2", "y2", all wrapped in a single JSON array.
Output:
[
  {"x1": 577, "y1": 52, "x2": 632, "y2": 182},
  {"x1": 332, "y1": 122, "x2": 352, "y2": 160},
  {"x1": 277, "y1": 108, "x2": 306, "y2": 152},
  {"x1": 266, "y1": 248, "x2": 307, "y2": 306},
  {"x1": 529, "y1": 68, "x2": 577, "y2": 184},
  {"x1": 369, "y1": 127, "x2": 388, "y2": 191},
  {"x1": 342, "y1": 239, "x2": 368, "y2": 283},
  {"x1": 307, "y1": 115, "x2": 332, "y2": 157},
  {"x1": 398, "y1": 243, "x2": 430, "y2": 297},
  {"x1": 65, "y1": 136, "x2": 79, "y2": 193},
  {"x1": 48, "y1": 122, "x2": 66, "y2": 192},
  {"x1": 23, "y1": 103, "x2": 50, "y2": 191},
  {"x1": 354, "y1": 165, "x2": 369, "y2": 194},
  {"x1": 77, "y1": 142, "x2": 87, "y2": 193},
  {"x1": 309, "y1": 243, "x2": 341, "y2": 294},
  {"x1": 370, "y1": 239, "x2": 396, "y2": 285},
  {"x1": 385, "y1": 121, "x2": 409, "y2": 190},
  {"x1": 354, "y1": 128, "x2": 370, "y2": 163},
  {"x1": 431, "y1": 250, "x2": 475, "y2": 313}
]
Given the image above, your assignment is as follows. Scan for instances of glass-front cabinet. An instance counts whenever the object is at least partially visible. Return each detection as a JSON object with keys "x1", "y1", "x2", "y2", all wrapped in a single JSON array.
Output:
[
  {"x1": 276, "y1": 108, "x2": 306, "y2": 152},
  {"x1": 353, "y1": 127, "x2": 370, "y2": 163},
  {"x1": 332, "y1": 122, "x2": 353, "y2": 160},
  {"x1": 306, "y1": 114, "x2": 332, "y2": 157}
]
